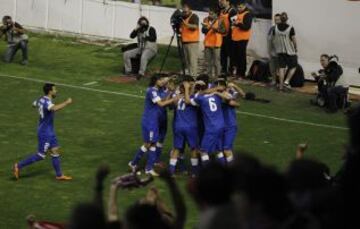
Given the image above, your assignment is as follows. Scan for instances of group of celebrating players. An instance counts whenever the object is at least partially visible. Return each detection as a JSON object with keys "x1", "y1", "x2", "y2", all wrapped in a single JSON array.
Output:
[
  {"x1": 128, "y1": 73, "x2": 245, "y2": 177},
  {"x1": 13, "y1": 73, "x2": 246, "y2": 180}
]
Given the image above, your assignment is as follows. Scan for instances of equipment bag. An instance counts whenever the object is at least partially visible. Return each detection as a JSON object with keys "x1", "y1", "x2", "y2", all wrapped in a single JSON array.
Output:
[
  {"x1": 288, "y1": 64, "x2": 305, "y2": 88},
  {"x1": 247, "y1": 59, "x2": 271, "y2": 82}
]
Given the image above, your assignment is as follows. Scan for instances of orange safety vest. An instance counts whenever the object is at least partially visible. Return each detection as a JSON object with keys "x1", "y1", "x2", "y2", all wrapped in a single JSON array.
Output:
[
  {"x1": 181, "y1": 13, "x2": 200, "y2": 43},
  {"x1": 203, "y1": 17, "x2": 223, "y2": 48},
  {"x1": 219, "y1": 11, "x2": 231, "y2": 37},
  {"x1": 231, "y1": 11, "x2": 252, "y2": 41}
]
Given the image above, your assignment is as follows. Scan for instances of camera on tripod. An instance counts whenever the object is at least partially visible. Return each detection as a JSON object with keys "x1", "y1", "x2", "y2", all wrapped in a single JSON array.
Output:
[{"x1": 170, "y1": 9, "x2": 184, "y2": 34}]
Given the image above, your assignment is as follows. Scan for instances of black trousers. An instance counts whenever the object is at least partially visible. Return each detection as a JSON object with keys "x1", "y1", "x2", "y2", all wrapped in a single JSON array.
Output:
[
  {"x1": 220, "y1": 35, "x2": 232, "y2": 74},
  {"x1": 327, "y1": 86, "x2": 348, "y2": 112},
  {"x1": 231, "y1": 40, "x2": 248, "y2": 77}
]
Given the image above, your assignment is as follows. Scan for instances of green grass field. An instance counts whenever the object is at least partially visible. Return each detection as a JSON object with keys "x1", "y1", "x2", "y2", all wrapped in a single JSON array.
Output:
[{"x1": 0, "y1": 33, "x2": 354, "y2": 228}]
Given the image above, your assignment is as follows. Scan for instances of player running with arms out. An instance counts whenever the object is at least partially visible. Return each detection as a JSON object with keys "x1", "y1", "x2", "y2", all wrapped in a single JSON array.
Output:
[
  {"x1": 129, "y1": 74, "x2": 179, "y2": 177},
  {"x1": 169, "y1": 80, "x2": 200, "y2": 177},
  {"x1": 215, "y1": 79, "x2": 245, "y2": 164},
  {"x1": 184, "y1": 80, "x2": 231, "y2": 166},
  {"x1": 13, "y1": 83, "x2": 73, "y2": 181}
]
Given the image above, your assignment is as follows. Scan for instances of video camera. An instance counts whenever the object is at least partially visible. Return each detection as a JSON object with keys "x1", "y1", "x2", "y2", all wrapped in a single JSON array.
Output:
[{"x1": 170, "y1": 9, "x2": 184, "y2": 33}]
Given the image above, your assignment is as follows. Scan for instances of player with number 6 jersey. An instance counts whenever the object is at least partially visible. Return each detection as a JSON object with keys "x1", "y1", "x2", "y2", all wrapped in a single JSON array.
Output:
[
  {"x1": 13, "y1": 83, "x2": 73, "y2": 181},
  {"x1": 184, "y1": 80, "x2": 231, "y2": 166}
]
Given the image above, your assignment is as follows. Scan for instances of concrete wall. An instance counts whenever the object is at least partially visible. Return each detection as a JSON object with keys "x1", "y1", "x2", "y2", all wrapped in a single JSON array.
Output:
[{"x1": 0, "y1": 0, "x2": 270, "y2": 65}]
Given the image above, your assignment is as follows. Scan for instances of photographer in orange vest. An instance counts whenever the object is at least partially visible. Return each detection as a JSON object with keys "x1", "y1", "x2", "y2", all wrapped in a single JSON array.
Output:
[
  {"x1": 230, "y1": 1, "x2": 253, "y2": 78},
  {"x1": 180, "y1": 2, "x2": 200, "y2": 77},
  {"x1": 202, "y1": 7, "x2": 226, "y2": 78},
  {"x1": 218, "y1": 0, "x2": 237, "y2": 75}
]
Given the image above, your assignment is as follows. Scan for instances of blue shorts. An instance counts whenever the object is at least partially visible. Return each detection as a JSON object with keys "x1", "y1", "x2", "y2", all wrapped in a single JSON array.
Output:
[
  {"x1": 223, "y1": 126, "x2": 238, "y2": 151},
  {"x1": 142, "y1": 123, "x2": 159, "y2": 143},
  {"x1": 173, "y1": 127, "x2": 198, "y2": 150},
  {"x1": 158, "y1": 119, "x2": 167, "y2": 143},
  {"x1": 38, "y1": 135, "x2": 59, "y2": 155},
  {"x1": 200, "y1": 129, "x2": 224, "y2": 154}
]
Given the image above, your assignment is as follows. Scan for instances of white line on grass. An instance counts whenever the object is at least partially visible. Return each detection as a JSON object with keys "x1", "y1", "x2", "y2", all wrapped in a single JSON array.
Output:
[
  {"x1": 83, "y1": 81, "x2": 98, "y2": 86},
  {"x1": 0, "y1": 74, "x2": 348, "y2": 131}
]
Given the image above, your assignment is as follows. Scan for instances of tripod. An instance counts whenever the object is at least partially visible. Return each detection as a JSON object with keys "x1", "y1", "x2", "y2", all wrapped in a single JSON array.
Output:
[{"x1": 159, "y1": 30, "x2": 186, "y2": 76}]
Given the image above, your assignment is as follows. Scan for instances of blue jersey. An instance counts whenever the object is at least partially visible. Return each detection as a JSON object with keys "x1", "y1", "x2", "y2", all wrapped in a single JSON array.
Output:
[
  {"x1": 158, "y1": 87, "x2": 169, "y2": 122},
  {"x1": 222, "y1": 90, "x2": 238, "y2": 128},
  {"x1": 142, "y1": 87, "x2": 161, "y2": 126},
  {"x1": 33, "y1": 96, "x2": 55, "y2": 136},
  {"x1": 174, "y1": 97, "x2": 198, "y2": 130},
  {"x1": 191, "y1": 93, "x2": 225, "y2": 132}
]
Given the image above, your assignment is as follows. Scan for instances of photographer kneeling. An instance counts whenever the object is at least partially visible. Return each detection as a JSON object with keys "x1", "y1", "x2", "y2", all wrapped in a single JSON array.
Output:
[
  {"x1": 123, "y1": 17, "x2": 157, "y2": 79},
  {"x1": 311, "y1": 54, "x2": 349, "y2": 113},
  {"x1": 0, "y1": 16, "x2": 28, "y2": 65}
]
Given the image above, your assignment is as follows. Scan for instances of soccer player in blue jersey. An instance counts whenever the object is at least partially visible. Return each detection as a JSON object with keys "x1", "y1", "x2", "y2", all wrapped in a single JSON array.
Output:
[
  {"x1": 184, "y1": 80, "x2": 231, "y2": 165},
  {"x1": 169, "y1": 82, "x2": 199, "y2": 176},
  {"x1": 215, "y1": 79, "x2": 245, "y2": 163},
  {"x1": 13, "y1": 83, "x2": 73, "y2": 181},
  {"x1": 154, "y1": 77, "x2": 175, "y2": 168},
  {"x1": 129, "y1": 74, "x2": 179, "y2": 176}
]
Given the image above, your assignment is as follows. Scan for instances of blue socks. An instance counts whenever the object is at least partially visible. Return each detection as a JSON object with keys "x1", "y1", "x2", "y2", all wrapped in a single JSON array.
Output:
[
  {"x1": 51, "y1": 154, "x2": 62, "y2": 177},
  {"x1": 131, "y1": 145, "x2": 148, "y2": 166},
  {"x1": 145, "y1": 147, "x2": 157, "y2": 171},
  {"x1": 18, "y1": 153, "x2": 44, "y2": 169}
]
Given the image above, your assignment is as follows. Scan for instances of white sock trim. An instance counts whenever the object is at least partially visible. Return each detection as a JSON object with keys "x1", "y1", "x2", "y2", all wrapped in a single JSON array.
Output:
[
  {"x1": 156, "y1": 142, "x2": 163, "y2": 148},
  {"x1": 170, "y1": 158, "x2": 178, "y2": 166},
  {"x1": 217, "y1": 152, "x2": 224, "y2": 159},
  {"x1": 201, "y1": 154, "x2": 210, "y2": 161},
  {"x1": 149, "y1": 146, "x2": 156, "y2": 152},
  {"x1": 191, "y1": 158, "x2": 199, "y2": 166},
  {"x1": 37, "y1": 153, "x2": 46, "y2": 159},
  {"x1": 141, "y1": 145, "x2": 148, "y2": 152},
  {"x1": 226, "y1": 155, "x2": 234, "y2": 162}
]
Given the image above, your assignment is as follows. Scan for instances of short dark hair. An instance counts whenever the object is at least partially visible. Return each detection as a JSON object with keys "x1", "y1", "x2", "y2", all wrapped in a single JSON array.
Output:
[
  {"x1": 281, "y1": 12, "x2": 288, "y2": 23},
  {"x1": 2, "y1": 15, "x2": 11, "y2": 23},
  {"x1": 149, "y1": 73, "x2": 167, "y2": 87},
  {"x1": 137, "y1": 16, "x2": 149, "y2": 25},
  {"x1": 43, "y1": 83, "x2": 55, "y2": 95},
  {"x1": 274, "y1": 13, "x2": 281, "y2": 17},
  {"x1": 320, "y1": 54, "x2": 330, "y2": 60}
]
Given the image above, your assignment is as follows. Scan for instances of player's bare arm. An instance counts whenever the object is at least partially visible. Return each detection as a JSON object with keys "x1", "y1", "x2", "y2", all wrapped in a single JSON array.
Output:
[{"x1": 50, "y1": 98, "x2": 72, "y2": 112}]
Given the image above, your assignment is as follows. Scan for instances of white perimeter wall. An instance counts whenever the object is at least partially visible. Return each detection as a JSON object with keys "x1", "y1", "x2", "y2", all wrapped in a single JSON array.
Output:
[
  {"x1": 0, "y1": 0, "x2": 270, "y2": 69},
  {"x1": 274, "y1": 0, "x2": 360, "y2": 86}
]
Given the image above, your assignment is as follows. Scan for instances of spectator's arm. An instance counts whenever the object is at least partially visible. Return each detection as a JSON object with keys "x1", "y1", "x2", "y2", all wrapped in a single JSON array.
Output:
[
  {"x1": 291, "y1": 36, "x2": 297, "y2": 53},
  {"x1": 130, "y1": 29, "x2": 138, "y2": 39},
  {"x1": 290, "y1": 27, "x2": 297, "y2": 52},
  {"x1": 93, "y1": 165, "x2": 110, "y2": 212},
  {"x1": 235, "y1": 13, "x2": 253, "y2": 31},
  {"x1": 183, "y1": 14, "x2": 199, "y2": 30},
  {"x1": 146, "y1": 27, "x2": 157, "y2": 42},
  {"x1": 160, "y1": 171, "x2": 186, "y2": 229},
  {"x1": 216, "y1": 18, "x2": 226, "y2": 35},
  {"x1": 201, "y1": 24, "x2": 209, "y2": 35},
  {"x1": 14, "y1": 22, "x2": 25, "y2": 34},
  {"x1": 108, "y1": 183, "x2": 120, "y2": 222}
]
